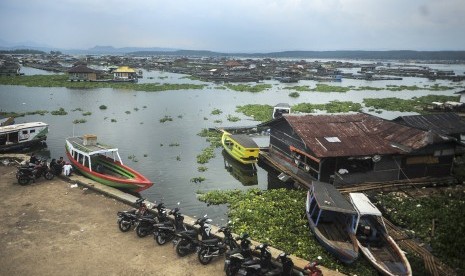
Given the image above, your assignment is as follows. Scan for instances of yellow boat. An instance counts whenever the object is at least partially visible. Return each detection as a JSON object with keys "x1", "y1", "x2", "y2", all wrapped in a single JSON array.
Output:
[{"x1": 221, "y1": 131, "x2": 259, "y2": 164}]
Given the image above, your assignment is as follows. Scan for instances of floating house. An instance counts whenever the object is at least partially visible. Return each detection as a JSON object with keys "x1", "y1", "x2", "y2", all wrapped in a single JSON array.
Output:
[
  {"x1": 113, "y1": 66, "x2": 137, "y2": 82},
  {"x1": 67, "y1": 64, "x2": 99, "y2": 81},
  {"x1": 261, "y1": 113, "x2": 461, "y2": 185}
]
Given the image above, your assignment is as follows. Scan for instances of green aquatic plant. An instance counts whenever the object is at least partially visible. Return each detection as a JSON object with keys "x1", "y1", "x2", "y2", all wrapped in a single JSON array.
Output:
[
  {"x1": 72, "y1": 119, "x2": 87, "y2": 124},
  {"x1": 225, "y1": 83, "x2": 272, "y2": 92},
  {"x1": 51, "y1": 107, "x2": 67, "y2": 115},
  {"x1": 99, "y1": 105, "x2": 107, "y2": 110},
  {"x1": 211, "y1": 108, "x2": 223, "y2": 115},
  {"x1": 227, "y1": 115, "x2": 241, "y2": 122},
  {"x1": 289, "y1": 91, "x2": 300, "y2": 98},
  {"x1": 82, "y1": 112, "x2": 92, "y2": 116},
  {"x1": 159, "y1": 115, "x2": 173, "y2": 123},
  {"x1": 236, "y1": 104, "x2": 274, "y2": 122}
]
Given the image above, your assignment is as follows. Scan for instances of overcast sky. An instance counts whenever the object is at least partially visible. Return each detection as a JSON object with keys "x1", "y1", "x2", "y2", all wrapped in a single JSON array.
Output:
[{"x1": 1, "y1": 0, "x2": 464, "y2": 52}]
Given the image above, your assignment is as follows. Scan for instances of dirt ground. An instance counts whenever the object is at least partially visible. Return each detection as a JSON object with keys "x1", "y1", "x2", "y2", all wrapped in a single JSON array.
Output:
[{"x1": 0, "y1": 165, "x2": 225, "y2": 276}]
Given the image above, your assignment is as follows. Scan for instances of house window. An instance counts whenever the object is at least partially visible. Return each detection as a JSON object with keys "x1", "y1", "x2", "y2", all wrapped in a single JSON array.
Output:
[{"x1": 324, "y1": 137, "x2": 341, "y2": 143}]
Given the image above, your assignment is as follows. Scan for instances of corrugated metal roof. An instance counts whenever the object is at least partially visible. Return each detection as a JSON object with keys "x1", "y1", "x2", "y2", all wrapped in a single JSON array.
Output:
[
  {"x1": 312, "y1": 181, "x2": 357, "y2": 214},
  {"x1": 281, "y1": 113, "x2": 450, "y2": 158},
  {"x1": 393, "y1": 113, "x2": 465, "y2": 136}
]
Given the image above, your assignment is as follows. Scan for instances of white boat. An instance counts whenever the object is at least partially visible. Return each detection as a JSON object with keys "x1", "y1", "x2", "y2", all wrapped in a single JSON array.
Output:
[
  {"x1": 350, "y1": 193, "x2": 412, "y2": 276},
  {"x1": 0, "y1": 122, "x2": 48, "y2": 153}
]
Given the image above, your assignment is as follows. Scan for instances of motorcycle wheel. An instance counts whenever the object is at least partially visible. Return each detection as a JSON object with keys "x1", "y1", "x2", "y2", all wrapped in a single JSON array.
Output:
[
  {"x1": 175, "y1": 239, "x2": 191, "y2": 257},
  {"x1": 118, "y1": 219, "x2": 132, "y2": 232},
  {"x1": 198, "y1": 247, "x2": 213, "y2": 265},
  {"x1": 225, "y1": 263, "x2": 239, "y2": 276},
  {"x1": 156, "y1": 233, "x2": 168, "y2": 245},
  {"x1": 45, "y1": 171, "x2": 55, "y2": 180},
  {"x1": 18, "y1": 175, "x2": 30, "y2": 186},
  {"x1": 135, "y1": 225, "x2": 149, "y2": 238}
]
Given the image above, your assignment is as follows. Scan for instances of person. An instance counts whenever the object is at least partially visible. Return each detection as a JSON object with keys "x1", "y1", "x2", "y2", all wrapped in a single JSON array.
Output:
[
  {"x1": 63, "y1": 162, "x2": 73, "y2": 176},
  {"x1": 50, "y1": 158, "x2": 61, "y2": 175},
  {"x1": 29, "y1": 153, "x2": 39, "y2": 167},
  {"x1": 57, "y1": 157, "x2": 65, "y2": 167}
]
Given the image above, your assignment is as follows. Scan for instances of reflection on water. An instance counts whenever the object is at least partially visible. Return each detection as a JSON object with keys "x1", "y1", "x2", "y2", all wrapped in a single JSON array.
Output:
[{"x1": 222, "y1": 149, "x2": 258, "y2": 186}]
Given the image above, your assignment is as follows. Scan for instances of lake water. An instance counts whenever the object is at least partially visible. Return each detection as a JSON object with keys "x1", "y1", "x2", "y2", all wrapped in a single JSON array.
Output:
[{"x1": 1, "y1": 65, "x2": 464, "y2": 222}]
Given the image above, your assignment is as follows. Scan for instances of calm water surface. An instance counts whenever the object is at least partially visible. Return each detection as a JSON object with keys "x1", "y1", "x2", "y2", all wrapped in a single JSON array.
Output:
[{"x1": 1, "y1": 65, "x2": 464, "y2": 221}]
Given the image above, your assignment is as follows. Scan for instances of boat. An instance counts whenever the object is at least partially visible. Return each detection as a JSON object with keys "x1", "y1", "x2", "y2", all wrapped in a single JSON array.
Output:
[
  {"x1": 65, "y1": 134, "x2": 153, "y2": 192},
  {"x1": 222, "y1": 149, "x2": 258, "y2": 186},
  {"x1": 272, "y1": 103, "x2": 291, "y2": 119},
  {"x1": 305, "y1": 181, "x2": 359, "y2": 264},
  {"x1": 349, "y1": 193, "x2": 412, "y2": 276},
  {"x1": 0, "y1": 122, "x2": 48, "y2": 153},
  {"x1": 221, "y1": 131, "x2": 259, "y2": 165}
]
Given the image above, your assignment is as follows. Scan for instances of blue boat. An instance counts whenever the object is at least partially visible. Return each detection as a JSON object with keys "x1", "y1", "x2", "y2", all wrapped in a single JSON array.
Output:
[{"x1": 305, "y1": 181, "x2": 359, "y2": 264}]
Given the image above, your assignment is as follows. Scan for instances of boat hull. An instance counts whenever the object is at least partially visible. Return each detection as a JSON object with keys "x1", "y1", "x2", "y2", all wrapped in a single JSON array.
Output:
[
  {"x1": 306, "y1": 212, "x2": 359, "y2": 264},
  {"x1": 0, "y1": 137, "x2": 46, "y2": 153}
]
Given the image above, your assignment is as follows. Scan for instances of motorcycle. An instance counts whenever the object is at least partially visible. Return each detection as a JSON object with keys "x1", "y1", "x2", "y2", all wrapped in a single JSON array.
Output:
[
  {"x1": 153, "y1": 207, "x2": 187, "y2": 245},
  {"x1": 173, "y1": 215, "x2": 212, "y2": 257},
  {"x1": 234, "y1": 243, "x2": 276, "y2": 276},
  {"x1": 117, "y1": 198, "x2": 148, "y2": 232},
  {"x1": 16, "y1": 159, "x2": 54, "y2": 185},
  {"x1": 303, "y1": 259, "x2": 322, "y2": 276},
  {"x1": 197, "y1": 224, "x2": 239, "y2": 265},
  {"x1": 224, "y1": 233, "x2": 254, "y2": 276},
  {"x1": 134, "y1": 201, "x2": 168, "y2": 238}
]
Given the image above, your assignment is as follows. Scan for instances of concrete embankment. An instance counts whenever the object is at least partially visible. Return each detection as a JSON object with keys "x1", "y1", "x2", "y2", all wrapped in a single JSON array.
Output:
[{"x1": 0, "y1": 153, "x2": 344, "y2": 276}]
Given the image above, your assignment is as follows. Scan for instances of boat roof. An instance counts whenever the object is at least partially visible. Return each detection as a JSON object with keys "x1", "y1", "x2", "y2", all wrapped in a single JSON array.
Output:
[
  {"x1": 312, "y1": 181, "x2": 357, "y2": 214},
  {"x1": 66, "y1": 136, "x2": 118, "y2": 156},
  {"x1": 0, "y1": 122, "x2": 48, "y2": 133},
  {"x1": 229, "y1": 134, "x2": 259, "y2": 149},
  {"x1": 349, "y1": 193, "x2": 382, "y2": 217}
]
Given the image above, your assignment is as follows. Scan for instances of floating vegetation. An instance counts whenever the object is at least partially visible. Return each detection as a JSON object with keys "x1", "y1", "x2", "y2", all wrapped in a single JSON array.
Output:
[
  {"x1": 197, "y1": 166, "x2": 208, "y2": 172},
  {"x1": 99, "y1": 105, "x2": 107, "y2": 110},
  {"x1": 176, "y1": 155, "x2": 181, "y2": 161},
  {"x1": 311, "y1": 84, "x2": 351, "y2": 93},
  {"x1": 289, "y1": 92, "x2": 300, "y2": 98},
  {"x1": 82, "y1": 112, "x2": 92, "y2": 116},
  {"x1": 225, "y1": 83, "x2": 272, "y2": 93},
  {"x1": 197, "y1": 129, "x2": 222, "y2": 148},
  {"x1": 134, "y1": 107, "x2": 139, "y2": 111},
  {"x1": 196, "y1": 146, "x2": 216, "y2": 164},
  {"x1": 143, "y1": 105, "x2": 147, "y2": 108},
  {"x1": 227, "y1": 115, "x2": 241, "y2": 122},
  {"x1": 50, "y1": 107, "x2": 67, "y2": 115},
  {"x1": 0, "y1": 75, "x2": 207, "y2": 92},
  {"x1": 292, "y1": 101, "x2": 362, "y2": 113},
  {"x1": 211, "y1": 108, "x2": 223, "y2": 115},
  {"x1": 375, "y1": 190, "x2": 465, "y2": 273},
  {"x1": 159, "y1": 115, "x2": 173, "y2": 123},
  {"x1": 177, "y1": 114, "x2": 183, "y2": 119},
  {"x1": 127, "y1": 154, "x2": 138, "y2": 162},
  {"x1": 203, "y1": 117, "x2": 208, "y2": 120},
  {"x1": 169, "y1": 143, "x2": 180, "y2": 147},
  {"x1": 111, "y1": 118, "x2": 117, "y2": 122},
  {"x1": 214, "y1": 120, "x2": 223, "y2": 124},
  {"x1": 197, "y1": 189, "x2": 376, "y2": 276},
  {"x1": 190, "y1": 176, "x2": 206, "y2": 183},
  {"x1": 0, "y1": 110, "x2": 49, "y2": 118},
  {"x1": 236, "y1": 104, "x2": 274, "y2": 122},
  {"x1": 72, "y1": 119, "x2": 87, "y2": 124},
  {"x1": 363, "y1": 94, "x2": 459, "y2": 113},
  {"x1": 284, "y1": 86, "x2": 311, "y2": 92},
  {"x1": 125, "y1": 111, "x2": 131, "y2": 114},
  {"x1": 143, "y1": 154, "x2": 148, "y2": 157},
  {"x1": 72, "y1": 108, "x2": 83, "y2": 112}
]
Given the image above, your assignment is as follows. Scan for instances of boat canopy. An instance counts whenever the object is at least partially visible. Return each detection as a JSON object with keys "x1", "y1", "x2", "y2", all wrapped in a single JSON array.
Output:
[
  {"x1": 229, "y1": 134, "x2": 259, "y2": 149},
  {"x1": 312, "y1": 181, "x2": 357, "y2": 214},
  {"x1": 67, "y1": 137, "x2": 120, "y2": 156},
  {"x1": 349, "y1": 193, "x2": 382, "y2": 217}
]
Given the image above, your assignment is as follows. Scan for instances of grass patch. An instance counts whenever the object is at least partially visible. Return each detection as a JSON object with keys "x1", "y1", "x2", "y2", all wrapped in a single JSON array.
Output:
[{"x1": 236, "y1": 104, "x2": 274, "y2": 122}]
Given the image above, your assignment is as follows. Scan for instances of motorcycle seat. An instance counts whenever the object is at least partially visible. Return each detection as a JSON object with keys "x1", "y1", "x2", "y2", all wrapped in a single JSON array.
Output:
[{"x1": 202, "y1": 238, "x2": 219, "y2": 245}]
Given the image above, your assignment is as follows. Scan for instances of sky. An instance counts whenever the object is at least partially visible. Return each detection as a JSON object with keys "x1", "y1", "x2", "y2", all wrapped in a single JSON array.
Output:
[{"x1": 1, "y1": 0, "x2": 464, "y2": 52}]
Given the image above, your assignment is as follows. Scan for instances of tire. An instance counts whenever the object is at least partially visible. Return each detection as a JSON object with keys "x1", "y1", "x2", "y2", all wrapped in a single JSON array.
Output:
[
  {"x1": 18, "y1": 175, "x2": 30, "y2": 186},
  {"x1": 225, "y1": 263, "x2": 238, "y2": 276},
  {"x1": 135, "y1": 225, "x2": 149, "y2": 238},
  {"x1": 45, "y1": 171, "x2": 55, "y2": 180},
  {"x1": 198, "y1": 247, "x2": 213, "y2": 265},
  {"x1": 175, "y1": 239, "x2": 191, "y2": 257},
  {"x1": 156, "y1": 233, "x2": 167, "y2": 245},
  {"x1": 118, "y1": 219, "x2": 132, "y2": 232}
]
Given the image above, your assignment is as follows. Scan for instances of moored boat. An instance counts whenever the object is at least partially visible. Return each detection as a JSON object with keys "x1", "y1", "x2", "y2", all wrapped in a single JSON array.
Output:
[
  {"x1": 65, "y1": 134, "x2": 153, "y2": 192},
  {"x1": 305, "y1": 181, "x2": 359, "y2": 264},
  {"x1": 221, "y1": 131, "x2": 259, "y2": 165},
  {"x1": 349, "y1": 193, "x2": 412, "y2": 276},
  {"x1": 0, "y1": 122, "x2": 48, "y2": 153}
]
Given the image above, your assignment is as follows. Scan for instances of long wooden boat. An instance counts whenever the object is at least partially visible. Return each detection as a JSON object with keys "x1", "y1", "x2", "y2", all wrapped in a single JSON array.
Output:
[
  {"x1": 349, "y1": 193, "x2": 412, "y2": 276},
  {"x1": 65, "y1": 135, "x2": 153, "y2": 192},
  {"x1": 0, "y1": 122, "x2": 48, "y2": 153},
  {"x1": 305, "y1": 181, "x2": 359, "y2": 264},
  {"x1": 221, "y1": 131, "x2": 259, "y2": 165}
]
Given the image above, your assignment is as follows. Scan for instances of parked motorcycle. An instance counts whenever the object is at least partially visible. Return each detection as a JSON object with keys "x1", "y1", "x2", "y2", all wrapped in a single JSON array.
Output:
[
  {"x1": 153, "y1": 207, "x2": 187, "y2": 245},
  {"x1": 233, "y1": 243, "x2": 276, "y2": 276},
  {"x1": 117, "y1": 198, "x2": 148, "y2": 232},
  {"x1": 173, "y1": 215, "x2": 212, "y2": 257},
  {"x1": 224, "y1": 233, "x2": 254, "y2": 276},
  {"x1": 134, "y1": 201, "x2": 168, "y2": 238},
  {"x1": 197, "y1": 224, "x2": 239, "y2": 265},
  {"x1": 16, "y1": 159, "x2": 54, "y2": 185},
  {"x1": 303, "y1": 259, "x2": 322, "y2": 276}
]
